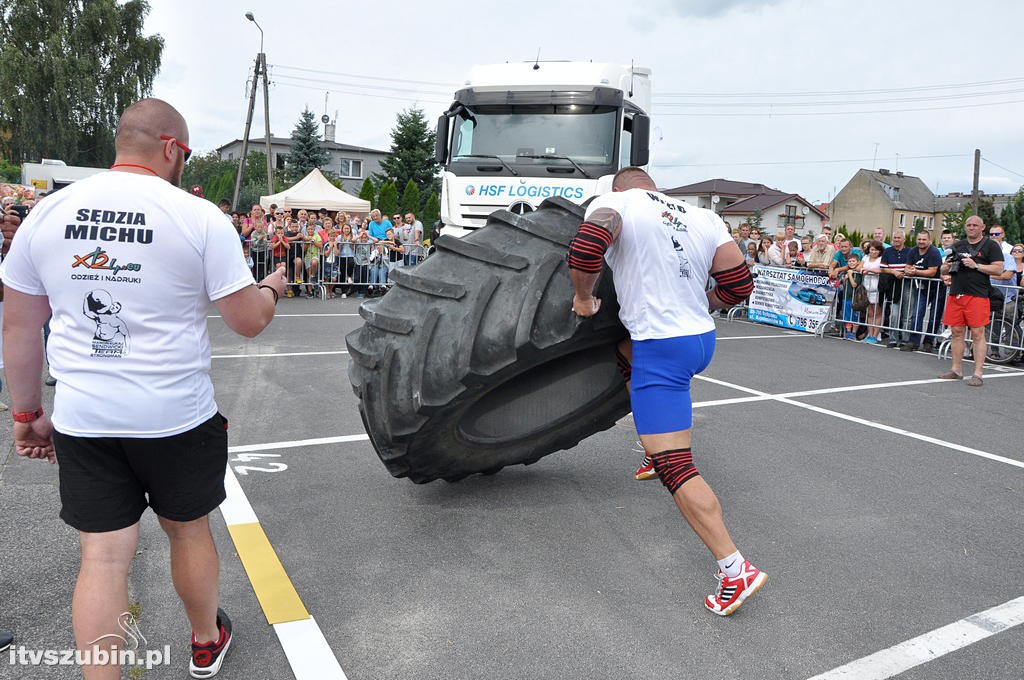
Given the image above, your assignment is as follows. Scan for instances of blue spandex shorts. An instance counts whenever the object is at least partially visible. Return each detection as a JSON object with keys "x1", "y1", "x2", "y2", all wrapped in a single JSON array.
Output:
[{"x1": 630, "y1": 330, "x2": 716, "y2": 435}]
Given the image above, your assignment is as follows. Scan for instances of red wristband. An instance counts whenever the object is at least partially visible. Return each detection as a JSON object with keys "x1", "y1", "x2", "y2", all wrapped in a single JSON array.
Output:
[{"x1": 12, "y1": 407, "x2": 44, "y2": 423}]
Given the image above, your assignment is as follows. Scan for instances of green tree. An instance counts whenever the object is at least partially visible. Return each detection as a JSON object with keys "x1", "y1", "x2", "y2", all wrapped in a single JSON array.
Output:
[
  {"x1": 749, "y1": 208, "x2": 764, "y2": 232},
  {"x1": 400, "y1": 179, "x2": 421, "y2": 216},
  {"x1": 287, "y1": 108, "x2": 329, "y2": 182},
  {"x1": 0, "y1": 158, "x2": 20, "y2": 183},
  {"x1": 359, "y1": 177, "x2": 376, "y2": 205},
  {"x1": 375, "y1": 106, "x2": 439, "y2": 195},
  {"x1": 999, "y1": 187, "x2": 1024, "y2": 243},
  {"x1": 0, "y1": 0, "x2": 163, "y2": 165},
  {"x1": 942, "y1": 204, "x2": 972, "y2": 235},
  {"x1": 422, "y1": 193, "x2": 440, "y2": 240},
  {"x1": 976, "y1": 197, "x2": 997, "y2": 228},
  {"x1": 377, "y1": 180, "x2": 399, "y2": 217}
]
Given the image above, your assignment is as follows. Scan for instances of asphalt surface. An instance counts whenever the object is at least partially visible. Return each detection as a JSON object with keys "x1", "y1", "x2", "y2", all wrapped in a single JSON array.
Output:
[{"x1": 2, "y1": 297, "x2": 1022, "y2": 679}]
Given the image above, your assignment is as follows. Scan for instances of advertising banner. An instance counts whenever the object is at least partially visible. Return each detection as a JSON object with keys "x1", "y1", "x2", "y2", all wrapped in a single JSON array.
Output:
[{"x1": 747, "y1": 265, "x2": 836, "y2": 333}]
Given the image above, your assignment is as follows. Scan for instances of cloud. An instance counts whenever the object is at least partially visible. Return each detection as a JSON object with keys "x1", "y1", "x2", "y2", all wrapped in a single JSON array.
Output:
[{"x1": 659, "y1": 0, "x2": 785, "y2": 18}]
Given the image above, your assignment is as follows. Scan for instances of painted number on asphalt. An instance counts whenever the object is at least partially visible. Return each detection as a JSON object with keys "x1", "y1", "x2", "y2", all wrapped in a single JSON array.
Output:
[{"x1": 231, "y1": 453, "x2": 288, "y2": 475}]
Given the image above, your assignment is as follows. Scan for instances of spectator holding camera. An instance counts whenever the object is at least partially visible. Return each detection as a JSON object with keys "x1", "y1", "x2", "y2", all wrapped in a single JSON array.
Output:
[{"x1": 938, "y1": 216, "x2": 1003, "y2": 386}]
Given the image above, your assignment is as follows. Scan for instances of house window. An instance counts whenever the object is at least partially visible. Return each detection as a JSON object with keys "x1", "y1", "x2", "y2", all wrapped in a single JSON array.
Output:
[
  {"x1": 339, "y1": 159, "x2": 362, "y2": 178},
  {"x1": 899, "y1": 214, "x2": 905, "y2": 227},
  {"x1": 785, "y1": 205, "x2": 797, "y2": 217},
  {"x1": 227, "y1": 152, "x2": 234, "y2": 161}
]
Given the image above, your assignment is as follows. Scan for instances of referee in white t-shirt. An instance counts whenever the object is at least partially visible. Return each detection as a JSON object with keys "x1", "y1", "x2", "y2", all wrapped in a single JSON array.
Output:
[
  {"x1": 567, "y1": 167, "x2": 767, "y2": 617},
  {"x1": 0, "y1": 98, "x2": 286, "y2": 678}
]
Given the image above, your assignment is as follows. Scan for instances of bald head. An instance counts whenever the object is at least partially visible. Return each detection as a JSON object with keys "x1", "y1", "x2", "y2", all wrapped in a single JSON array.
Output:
[
  {"x1": 612, "y1": 167, "x2": 657, "y2": 191},
  {"x1": 115, "y1": 98, "x2": 188, "y2": 158}
]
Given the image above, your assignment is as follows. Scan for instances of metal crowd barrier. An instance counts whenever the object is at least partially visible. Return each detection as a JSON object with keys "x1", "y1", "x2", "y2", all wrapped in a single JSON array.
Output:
[
  {"x1": 824, "y1": 274, "x2": 950, "y2": 350},
  {"x1": 244, "y1": 236, "x2": 428, "y2": 300}
]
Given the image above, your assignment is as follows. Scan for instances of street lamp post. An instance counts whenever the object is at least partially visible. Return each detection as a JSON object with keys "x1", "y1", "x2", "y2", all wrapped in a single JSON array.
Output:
[{"x1": 231, "y1": 11, "x2": 274, "y2": 211}]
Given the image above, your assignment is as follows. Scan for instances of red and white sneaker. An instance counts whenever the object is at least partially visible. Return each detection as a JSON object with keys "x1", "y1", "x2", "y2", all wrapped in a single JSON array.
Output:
[
  {"x1": 704, "y1": 561, "x2": 767, "y2": 616},
  {"x1": 634, "y1": 456, "x2": 657, "y2": 481},
  {"x1": 632, "y1": 442, "x2": 658, "y2": 481}
]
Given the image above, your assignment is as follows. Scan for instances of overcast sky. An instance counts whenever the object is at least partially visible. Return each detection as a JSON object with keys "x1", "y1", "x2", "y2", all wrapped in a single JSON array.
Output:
[{"x1": 145, "y1": 0, "x2": 1024, "y2": 204}]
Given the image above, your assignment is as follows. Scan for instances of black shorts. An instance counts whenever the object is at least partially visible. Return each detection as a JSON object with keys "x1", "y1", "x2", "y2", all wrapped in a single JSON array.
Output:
[{"x1": 53, "y1": 413, "x2": 229, "y2": 533}]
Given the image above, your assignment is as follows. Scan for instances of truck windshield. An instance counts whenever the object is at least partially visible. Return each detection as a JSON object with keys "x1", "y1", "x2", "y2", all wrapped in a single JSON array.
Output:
[{"x1": 450, "y1": 104, "x2": 617, "y2": 172}]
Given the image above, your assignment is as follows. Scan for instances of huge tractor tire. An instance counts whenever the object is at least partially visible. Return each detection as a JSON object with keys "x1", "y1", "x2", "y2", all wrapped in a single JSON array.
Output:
[{"x1": 345, "y1": 197, "x2": 630, "y2": 483}]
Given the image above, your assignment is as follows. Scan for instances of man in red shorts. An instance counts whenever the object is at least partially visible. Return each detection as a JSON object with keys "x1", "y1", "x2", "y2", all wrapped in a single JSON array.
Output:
[
  {"x1": 939, "y1": 215, "x2": 1004, "y2": 386},
  {"x1": 567, "y1": 167, "x2": 765, "y2": 616}
]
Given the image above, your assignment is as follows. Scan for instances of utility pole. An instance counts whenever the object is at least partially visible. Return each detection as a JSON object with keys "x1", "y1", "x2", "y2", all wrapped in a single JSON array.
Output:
[
  {"x1": 971, "y1": 148, "x2": 981, "y2": 216},
  {"x1": 232, "y1": 55, "x2": 260, "y2": 211},
  {"x1": 232, "y1": 12, "x2": 273, "y2": 211}
]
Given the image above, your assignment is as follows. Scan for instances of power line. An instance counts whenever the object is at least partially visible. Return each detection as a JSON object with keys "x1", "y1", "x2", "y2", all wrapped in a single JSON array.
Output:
[
  {"x1": 651, "y1": 98, "x2": 1024, "y2": 117},
  {"x1": 272, "y1": 72, "x2": 452, "y2": 97},
  {"x1": 652, "y1": 87, "x2": 1024, "y2": 108},
  {"x1": 272, "y1": 80, "x2": 449, "y2": 106},
  {"x1": 655, "y1": 76, "x2": 1024, "y2": 98},
  {"x1": 271, "y1": 63, "x2": 456, "y2": 88},
  {"x1": 981, "y1": 157, "x2": 1024, "y2": 180},
  {"x1": 651, "y1": 153, "x2": 970, "y2": 169}
]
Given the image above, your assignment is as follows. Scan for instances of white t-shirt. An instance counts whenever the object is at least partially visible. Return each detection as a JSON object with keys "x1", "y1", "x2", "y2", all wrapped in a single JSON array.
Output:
[
  {"x1": 0, "y1": 171, "x2": 254, "y2": 437},
  {"x1": 586, "y1": 188, "x2": 732, "y2": 341}
]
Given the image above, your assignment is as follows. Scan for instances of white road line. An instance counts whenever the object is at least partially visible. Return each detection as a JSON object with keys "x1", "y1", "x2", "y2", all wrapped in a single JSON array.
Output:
[
  {"x1": 275, "y1": 618, "x2": 347, "y2": 679},
  {"x1": 807, "y1": 596, "x2": 1024, "y2": 679},
  {"x1": 694, "y1": 373, "x2": 1024, "y2": 470},
  {"x1": 716, "y1": 333, "x2": 809, "y2": 340},
  {"x1": 228, "y1": 434, "x2": 369, "y2": 454},
  {"x1": 209, "y1": 313, "x2": 358, "y2": 318},
  {"x1": 220, "y1": 465, "x2": 348, "y2": 679},
  {"x1": 693, "y1": 371, "x2": 1024, "y2": 409},
  {"x1": 212, "y1": 350, "x2": 348, "y2": 359}
]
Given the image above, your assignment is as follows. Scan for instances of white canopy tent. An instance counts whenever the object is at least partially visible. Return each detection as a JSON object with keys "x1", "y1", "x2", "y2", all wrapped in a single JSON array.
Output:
[{"x1": 259, "y1": 168, "x2": 371, "y2": 214}]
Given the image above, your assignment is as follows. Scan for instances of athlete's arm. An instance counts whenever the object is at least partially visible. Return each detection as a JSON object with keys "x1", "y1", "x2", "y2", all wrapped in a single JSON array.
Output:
[
  {"x1": 708, "y1": 241, "x2": 754, "y2": 310},
  {"x1": 568, "y1": 207, "x2": 622, "y2": 318}
]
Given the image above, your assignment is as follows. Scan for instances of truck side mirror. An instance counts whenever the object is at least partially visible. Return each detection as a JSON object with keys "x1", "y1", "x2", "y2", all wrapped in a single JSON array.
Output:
[
  {"x1": 630, "y1": 114, "x2": 650, "y2": 167},
  {"x1": 435, "y1": 116, "x2": 449, "y2": 165}
]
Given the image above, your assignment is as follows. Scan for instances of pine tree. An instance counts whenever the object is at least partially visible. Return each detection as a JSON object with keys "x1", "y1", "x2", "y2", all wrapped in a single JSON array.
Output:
[
  {"x1": 287, "y1": 108, "x2": 329, "y2": 182},
  {"x1": 359, "y1": 177, "x2": 376, "y2": 205},
  {"x1": 375, "y1": 107, "x2": 439, "y2": 195},
  {"x1": 0, "y1": 0, "x2": 164, "y2": 165},
  {"x1": 422, "y1": 193, "x2": 441, "y2": 240},
  {"x1": 377, "y1": 181, "x2": 399, "y2": 217},
  {"x1": 400, "y1": 179, "x2": 421, "y2": 216},
  {"x1": 1000, "y1": 187, "x2": 1024, "y2": 243}
]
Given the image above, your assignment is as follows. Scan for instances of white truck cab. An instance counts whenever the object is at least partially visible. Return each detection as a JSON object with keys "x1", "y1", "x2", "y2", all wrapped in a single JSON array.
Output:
[{"x1": 435, "y1": 62, "x2": 652, "y2": 238}]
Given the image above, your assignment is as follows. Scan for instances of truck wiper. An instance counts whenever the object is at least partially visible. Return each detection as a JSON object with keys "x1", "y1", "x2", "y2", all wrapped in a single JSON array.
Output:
[
  {"x1": 516, "y1": 154, "x2": 593, "y2": 179},
  {"x1": 458, "y1": 154, "x2": 519, "y2": 176}
]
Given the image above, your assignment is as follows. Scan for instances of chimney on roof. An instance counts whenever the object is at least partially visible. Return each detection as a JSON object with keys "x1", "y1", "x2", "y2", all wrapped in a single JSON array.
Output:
[
  {"x1": 879, "y1": 168, "x2": 890, "y2": 175},
  {"x1": 895, "y1": 171, "x2": 904, "y2": 177}
]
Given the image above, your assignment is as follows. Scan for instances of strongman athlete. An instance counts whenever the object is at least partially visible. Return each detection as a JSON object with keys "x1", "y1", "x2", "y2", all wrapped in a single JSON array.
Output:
[{"x1": 567, "y1": 167, "x2": 766, "y2": 615}]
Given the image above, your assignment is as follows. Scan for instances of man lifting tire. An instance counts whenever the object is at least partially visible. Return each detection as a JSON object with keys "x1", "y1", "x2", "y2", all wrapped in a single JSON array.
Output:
[{"x1": 567, "y1": 167, "x2": 766, "y2": 616}]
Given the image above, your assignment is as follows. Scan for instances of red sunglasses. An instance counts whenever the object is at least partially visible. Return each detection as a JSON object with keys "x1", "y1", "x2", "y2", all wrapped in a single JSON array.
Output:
[{"x1": 159, "y1": 135, "x2": 192, "y2": 162}]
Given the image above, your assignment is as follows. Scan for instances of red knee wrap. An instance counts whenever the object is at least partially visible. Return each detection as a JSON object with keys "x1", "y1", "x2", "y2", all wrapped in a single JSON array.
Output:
[{"x1": 651, "y1": 448, "x2": 699, "y2": 494}]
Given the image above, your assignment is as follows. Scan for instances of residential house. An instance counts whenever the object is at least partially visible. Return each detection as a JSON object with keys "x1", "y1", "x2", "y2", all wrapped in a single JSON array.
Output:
[
  {"x1": 720, "y1": 193, "x2": 828, "y2": 234},
  {"x1": 661, "y1": 178, "x2": 826, "y2": 234},
  {"x1": 662, "y1": 179, "x2": 781, "y2": 213},
  {"x1": 830, "y1": 169, "x2": 941, "y2": 238},
  {"x1": 216, "y1": 135, "x2": 388, "y2": 195}
]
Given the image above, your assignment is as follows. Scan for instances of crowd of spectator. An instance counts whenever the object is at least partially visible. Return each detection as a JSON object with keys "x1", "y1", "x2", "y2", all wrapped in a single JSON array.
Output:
[
  {"x1": 727, "y1": 220, "x2": 1024, "y2": 355},
  {"x1": 223, "y1": 202, "x2": 426, "y2": 299}
]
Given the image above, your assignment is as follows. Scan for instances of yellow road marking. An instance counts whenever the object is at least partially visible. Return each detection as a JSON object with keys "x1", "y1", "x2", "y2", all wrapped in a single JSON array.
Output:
[{"x1": 226, "y1": 522, "x2": 310, "y2": 625}]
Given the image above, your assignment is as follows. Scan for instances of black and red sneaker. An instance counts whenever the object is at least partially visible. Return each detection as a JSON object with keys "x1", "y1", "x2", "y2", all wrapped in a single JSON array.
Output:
[{"x1": 190, "y1": 608, "x2": 232, "y2": 678}]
